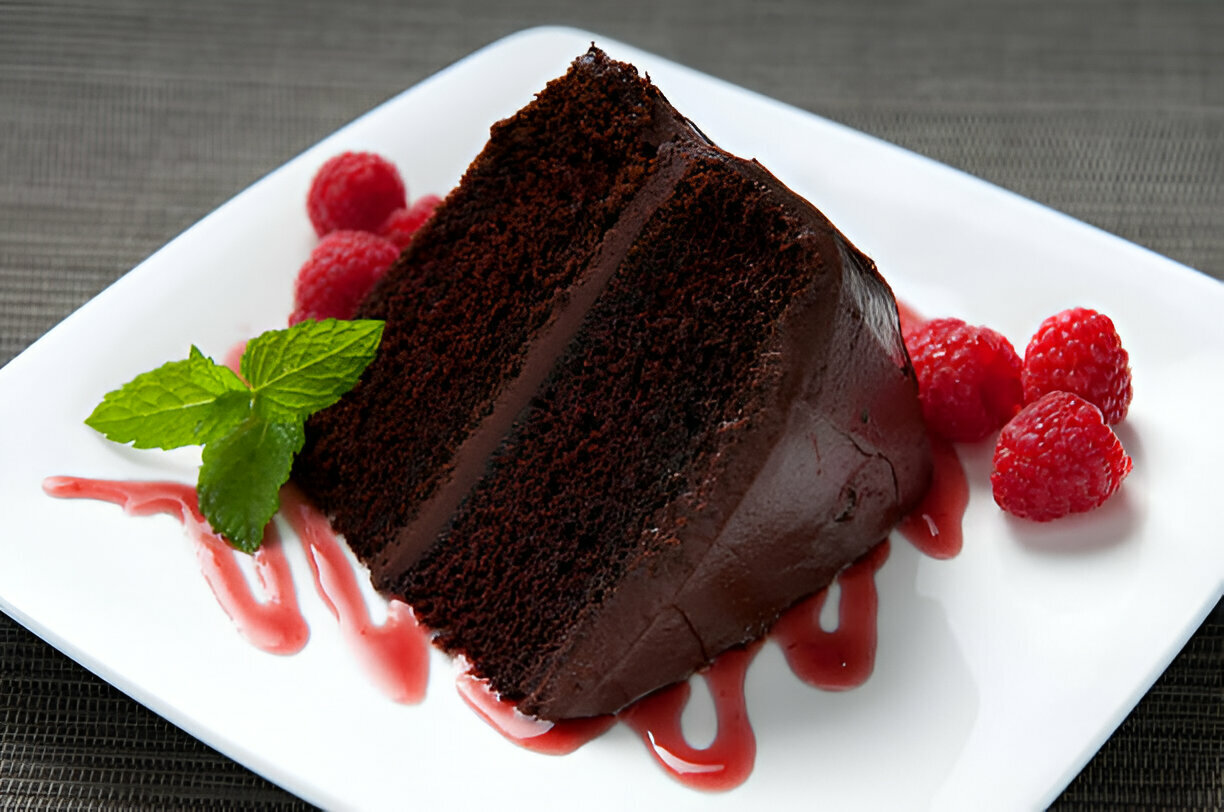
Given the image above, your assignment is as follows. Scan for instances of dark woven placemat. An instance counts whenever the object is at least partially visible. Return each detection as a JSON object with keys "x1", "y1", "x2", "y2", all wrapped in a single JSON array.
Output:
[{"x1": 1, "y1": 0, "x2": 1220, "y2": 807}]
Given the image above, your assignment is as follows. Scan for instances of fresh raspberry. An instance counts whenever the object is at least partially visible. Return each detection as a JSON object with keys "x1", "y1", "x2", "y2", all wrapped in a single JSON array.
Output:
[
  {"x1": 379, "y1": 194, "x2": 442, "y2": 249},
  {"x1": 991, "y1": 391, "x2": 1132, "y2": 521},
  {"x1": 306, "y1": 152, "x2": 407, "y2": 237},
  {"x1": 1022, "y1": 307, "x2": 1132, "y2": 424},
  {"x1": 289, "y1": 231, "x2": 399, "y2": 325},
  {"x1": 904, "y1": 317, "x2": 1024, "y2": 442}
]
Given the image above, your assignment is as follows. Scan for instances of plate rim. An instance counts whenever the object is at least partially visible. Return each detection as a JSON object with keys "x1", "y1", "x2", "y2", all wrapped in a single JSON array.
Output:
[{"x1": 1, "y1": 24, "x2": 1221, "y2": 810}]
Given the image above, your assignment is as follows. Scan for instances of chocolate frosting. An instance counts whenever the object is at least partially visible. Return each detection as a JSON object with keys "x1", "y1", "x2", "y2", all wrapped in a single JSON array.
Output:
[{"x1": 517, "y1": 155, "x2": 930, "y2": 718}]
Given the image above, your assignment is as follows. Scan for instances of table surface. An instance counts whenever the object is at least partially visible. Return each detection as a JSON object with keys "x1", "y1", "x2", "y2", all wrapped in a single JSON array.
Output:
[{"x1": 1, "y1": 0, "x2": 1220, "y2": 807}]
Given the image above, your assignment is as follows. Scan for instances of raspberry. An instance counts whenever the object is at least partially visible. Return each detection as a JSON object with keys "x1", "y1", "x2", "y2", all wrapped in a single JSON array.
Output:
[
  {"x1": 904, "y1": 318, "x2": 1024, "y2": 442},
  {"x1": 289, "y1": 231, "x2": 399, "y2": 325},
  {"x1": 379, "y1": 194, "x2": 441, "y2": 249},
  {"x1": 1022, "y1": 307, "x2": 1132, "y2": 424},
  {"x1": 306, "y1": 152, "x2": 406, "y2": 237},
  {"x1": 991, "y1": 391, "x2": 1132, "y2": 521}
]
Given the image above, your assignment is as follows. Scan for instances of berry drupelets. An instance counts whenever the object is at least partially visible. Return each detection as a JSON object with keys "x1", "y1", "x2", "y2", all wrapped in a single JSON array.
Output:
[
  {"x1": 380, "y1": 195, "x2": 442, "y2": 249},
  {"x1": 307, "y1": 151, "x2": 407, "y2": 236},
  {"x1": 290, "y1": 231, "x2": 400, "y2": 326},
  {"x1": 1022, "y1": 307, "x2": 1133, "y2": 424},
  {"x1": 991, "y1": 391, "x2": 1133, "y2": 521},
  {"x1": 904, "y1": 318, "x2": 1023, "y2": 442}
]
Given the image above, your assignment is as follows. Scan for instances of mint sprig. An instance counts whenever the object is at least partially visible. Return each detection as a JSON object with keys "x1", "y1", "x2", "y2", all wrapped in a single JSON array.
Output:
[
  {"x1": 198, "y1": 417, "x2": 305, "y2": 553},
  {"x1": 242, "y1": 317, "x2": 385, "y2": 420},
  {"x1": 85, "y1": 319, "x2": 384, "y2": 552},
  {"x1": 84, "y1": 346, "x2": 250, "y2": 449}
]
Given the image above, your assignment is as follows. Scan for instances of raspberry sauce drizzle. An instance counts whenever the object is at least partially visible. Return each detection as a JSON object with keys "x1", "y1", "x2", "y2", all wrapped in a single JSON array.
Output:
[
  {"x1": 279, "y1": 485, "x2": 430, "y2": 704},
  {"x1": 46, "y1": 443, "x2": 965, "y2": 792},
  {"x1": 453, "y1": 644, "x2": 762, "y2": 791},
  {"x1": 456, "y1": 671, "x2": 616, "y2": 755},
  {"x1": 619, "y1": 642, "x2": 760, "y2": 791},
  {"x1": 772, "y1": 541, "x2": 889, "y2": 689},
  {"x1": 457, "y1": 560, "x2": 880, "y2": 793},
  {"x1": 42, "y1": 477, "x2": 430, "y2": 703},
  {"x1": 462, "y1": 554, "x2": 888, "y2": 793},
  {"x1": 893, "y1": 299, "x2": 969, "y2": 559},
  {"x1": 41, "y1": 476, "x2": 308, "y2": 654},
  {"x1": 897, "y1": 437, "x2": 968, "y2": 559}
]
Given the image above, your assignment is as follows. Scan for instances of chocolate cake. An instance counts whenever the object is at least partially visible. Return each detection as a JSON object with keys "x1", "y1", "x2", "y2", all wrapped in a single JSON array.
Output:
[{"x1": 292, "y1": 47, "x2": 931, "y2": 720}]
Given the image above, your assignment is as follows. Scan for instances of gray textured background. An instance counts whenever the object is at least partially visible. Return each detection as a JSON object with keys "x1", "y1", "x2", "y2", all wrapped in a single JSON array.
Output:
[{"x1": 1, "y1": 0, "x2": 1220, "y2": 807}]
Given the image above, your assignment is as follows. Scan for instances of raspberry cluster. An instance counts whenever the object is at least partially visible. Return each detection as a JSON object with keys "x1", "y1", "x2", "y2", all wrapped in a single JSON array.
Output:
[
  {"x1": 290, "y1": 151, "x2": 440, "y2": 324},
  {"x1": 904, "y1": 306, "x2": 1133, "y2": 521}
]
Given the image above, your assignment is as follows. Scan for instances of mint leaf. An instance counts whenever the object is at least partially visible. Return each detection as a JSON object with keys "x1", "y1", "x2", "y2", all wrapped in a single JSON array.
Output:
[
  {"x1": 85, "y1": 346, "x2": 251, "y2": 449},
  {"x1": 197, "y1": 416, "x2": 305, "y2": 553},
  {"x1": 85, "y1": 319, "x2": 384, "y2": 552},
  {"x1": 242, "y1": 319, "x2": 384, "y2": 420}
]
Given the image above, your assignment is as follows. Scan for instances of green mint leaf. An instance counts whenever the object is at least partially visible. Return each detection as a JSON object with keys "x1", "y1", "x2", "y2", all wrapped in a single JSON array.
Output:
[
  {"x1": 242, "y1": 319, "x2": 384, "y2": 420},
  {"x1": 85, "y1": 320, "x2": 384, "y2": 552},
  {"x1": 197, "y1": 415, "x2": 305, "y2": 553},
  {"x1": 84, "y1": 346, "x2": 251, "y2": 450}
]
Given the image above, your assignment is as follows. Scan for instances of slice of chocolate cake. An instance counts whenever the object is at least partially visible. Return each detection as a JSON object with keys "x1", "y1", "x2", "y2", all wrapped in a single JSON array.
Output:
[{"x1": 292, "y1": 47, "x2": 931, "y2": 720}]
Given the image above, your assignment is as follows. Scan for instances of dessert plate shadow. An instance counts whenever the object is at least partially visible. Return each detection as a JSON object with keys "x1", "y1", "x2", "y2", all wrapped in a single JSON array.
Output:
[{"x1": 1, "y1": 26, "x2": 1221, "y2": 811}]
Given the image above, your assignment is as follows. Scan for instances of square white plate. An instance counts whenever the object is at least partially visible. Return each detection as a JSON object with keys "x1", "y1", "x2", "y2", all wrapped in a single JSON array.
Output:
[{"x1": 1, "y1": 26, "x2": 1221, "y2": 811}]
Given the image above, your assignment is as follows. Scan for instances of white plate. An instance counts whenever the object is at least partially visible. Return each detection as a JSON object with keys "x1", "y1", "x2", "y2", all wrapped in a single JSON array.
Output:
[{"x1": 1, "y1": 26, "x2": 1221, "y2": 811}]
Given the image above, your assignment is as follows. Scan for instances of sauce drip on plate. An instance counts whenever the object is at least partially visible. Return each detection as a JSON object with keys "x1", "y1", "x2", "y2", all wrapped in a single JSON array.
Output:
[{"x1": 43, "y1": 429, "x2": 967, "y2": 791}]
